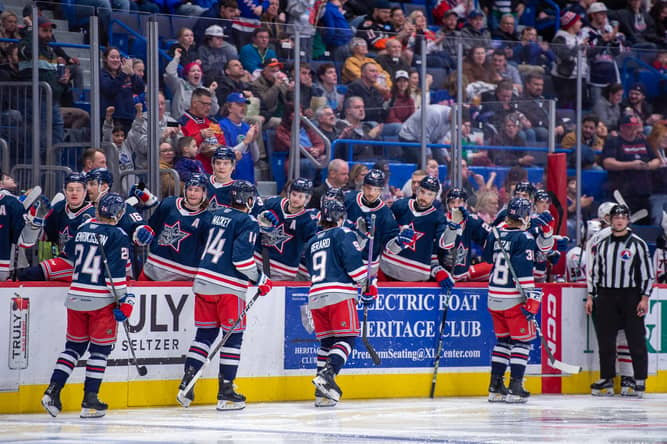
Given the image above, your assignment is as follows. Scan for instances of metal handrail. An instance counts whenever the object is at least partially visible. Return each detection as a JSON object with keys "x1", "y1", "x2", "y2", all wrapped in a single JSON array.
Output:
[
  {"x1": 0, "y1": 138, "x2": 8, "y2": 176},
  {"x1": 299, "y1": 116, "x2": 331, "y2": 169}
]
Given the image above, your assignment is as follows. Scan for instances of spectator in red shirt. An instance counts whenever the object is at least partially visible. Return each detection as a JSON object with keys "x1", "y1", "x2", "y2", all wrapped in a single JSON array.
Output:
[{"x1": 179, "y1": 88, "x2": 226, "y2": 174}]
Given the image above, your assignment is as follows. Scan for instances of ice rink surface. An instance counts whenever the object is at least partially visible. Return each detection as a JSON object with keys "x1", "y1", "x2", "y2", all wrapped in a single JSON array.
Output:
[{"x1": 2, "y1": 394, "x2": 667, "y2": 444}]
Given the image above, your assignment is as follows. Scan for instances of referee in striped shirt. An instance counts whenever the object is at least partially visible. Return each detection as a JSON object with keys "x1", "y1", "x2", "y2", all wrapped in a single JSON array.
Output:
[{"x1": 586, "y1": 204, "x2": 653, "y2": 396}]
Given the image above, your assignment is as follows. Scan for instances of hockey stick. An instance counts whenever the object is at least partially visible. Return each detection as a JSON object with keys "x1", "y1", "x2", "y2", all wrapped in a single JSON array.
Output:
[
  {"x1": 613, "y1": 189, "x2": 648, "y2": 223},
  {"x1": 177, "y1": 289, "x2": 262, "y2": 403},
  {"x1": 429, "y1": 288, "x2": 451, "y2": 398},
  {"x1": 95, "y1": 234, "x2": 147, "y2": 377},
  {"x1": 490, "y1": 226, "x2": 582, "y2": 374},
  {"x1": 361, "y1": 213, "x2": 381, "y2": 366}
]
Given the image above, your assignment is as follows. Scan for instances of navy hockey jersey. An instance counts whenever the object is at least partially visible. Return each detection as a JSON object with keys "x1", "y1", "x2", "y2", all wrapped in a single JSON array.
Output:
[
  {"x1": 483, "y1": 227, "x2": 536, "y2": 302},
  {"x1": 206, "y1": 176, "x2": 234, "y2": 212},
  {"x1": 44, "y1": 200, "x2": 95, "y2": 255},
  {"x1": 118, "y1": 202, "x2": 149, "y2": 244},
  {"x1": 144, "y1": 196, "x2": 211, "y2": 280},
  {"x1": 253, "y1": 196, "x2": 319, "y2": 280},
  {"x1": 193, "y1": 206, "x2": 260, "y2": 298},
  {"x1": 67, "y1": 219, "x2": 131, "y2": 310},
  {"x1": 380, "y1": 198, "x2": 446, "y2": 281},
  {"x1": 0, "y1": 193, "x2": 25, "y2": 277},
  {"x1": 438, "y1": 213, "x2": 490, "y2": 280},
  {"x1": 344, "y1": 191, "x2": 399, "y2": 268},
  {"x1": 304, "y1": 226, "x2": 367, "y2": 309}
]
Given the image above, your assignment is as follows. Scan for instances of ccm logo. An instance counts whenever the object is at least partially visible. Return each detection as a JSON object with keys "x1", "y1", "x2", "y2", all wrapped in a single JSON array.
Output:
[{"x1": 545, "y1": 292, "x2": 559, "y2": 360}]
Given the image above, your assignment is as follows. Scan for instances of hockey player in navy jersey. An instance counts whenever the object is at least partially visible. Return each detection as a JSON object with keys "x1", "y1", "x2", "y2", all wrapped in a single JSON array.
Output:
[
  {"x1": 344, "y1": 169, "x2": 399, "y2": 274},
  {"x1": 41, "y1": 192, "x2": 134, "y2": 418},
  {"x1": 254, "y1": 177, "x2": 319, "y2": 280},
  {"x1": 206, "y1": 146, "x2": 236, "y2": 211},
  {"x1": 306, "y1": 199, "x2": 370, "y2": 407},
  {"x1": 379, "y1": 176, "x2": 451, "y2": 286},
  {"x1": 438, "y1": 187, "x2": 492, "y2": 282},
  {"x1": 17, "y1": 173, "x2": 96, "y2": 281},
  {"x1": 483, "y1": 197, "x2": 540, "y2": 404},
  {"x1": 177, "y1": 180, "x2": 272, "y2": 411},
  {"x1": 0, "y1": 187, "x2": 26, "y2": 280},
  {"x1": 141, "y1": 173, "x2": 211, "y2": 281},
  {"x1": 492, "y1": 181, "x2": 536, "y2": 226},
  {"x1": 530, "y1": 190, "x2": 559, "y2": 282}
]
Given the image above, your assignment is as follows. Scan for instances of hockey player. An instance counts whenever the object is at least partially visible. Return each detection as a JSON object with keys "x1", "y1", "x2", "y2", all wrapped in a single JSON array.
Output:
[
  {"x1": 0, "y1": 186, "x2": 26, "y2": 280},
  {"x1": 254, "y1": 177, "x2": 319, "y2": 280},
  {"x1": 206, "y1": 146, "x2": 236, "y2": 211},
  {"x1": 17, "y1": 172, "x2": 96, "y2": 281},
  {"x1": 177, "y1": 180, "x2": 272, "y2": 410},
  {"x1": 141, "y1": 173, "x2": 211, "y2": 281},
  {"x1": 530, "y1": 190, "x2": 558, "y2": 282},
  {"x1": 654, "y1": 211, "x2": 667, "y2": 284},
  {"x1": 379, "y1": 176, "x2": 452, "y2": 290},
  {"x1": 306, "y1": 199, "x2": 371, "y2": 407},
  {"x1": 492, "y1": 181, "x2": 536, "y2": 226},
  {"x1": 566, "y1": 202, "x2": 615, "y2": 283},
  {"x1": 41, "y1": 192, "x2": 134, "y2": 418},
  {"x1": 344, "y1": 169, "x2": 399, "y2": 274},
  {"x1": 483, "y1": 197, "x2": 540, "y2": 403},
  {"x1": 438, "y1": 187, "x2": 492, "y2": 282}
]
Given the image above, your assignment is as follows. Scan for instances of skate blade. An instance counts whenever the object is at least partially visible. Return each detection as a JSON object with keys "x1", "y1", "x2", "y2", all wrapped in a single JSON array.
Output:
[
  {"x1": 488, "y1": 393, "x2": 506, "y2": 403},
  {"x1": 41, "y1": 396, "x2": 60, "y2": 417},
  {"x1": 591, "y1": 388, "x2": 615, "y2": 397},
  {"x1": 216, "y1": 400, "x2": 246, "y2": 411},
  {"x1": 312, "y1": 376, "x2": 341, "y2": 402},
  {"x1": 176, "y1": 391, "x2": 193, "y2": 408},
  {"x1": 80, "y1": 407, "x2": 106, "y2": 418},
  {"x1": 314, "y1": 396, "x2": 337, "y2": 408},
  {"x1": 505, "y1": 394, "x2": 528, "y2": 404}
]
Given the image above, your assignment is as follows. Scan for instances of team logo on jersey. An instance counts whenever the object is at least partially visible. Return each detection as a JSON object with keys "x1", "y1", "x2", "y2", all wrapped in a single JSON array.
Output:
[
  {"x1": 59, "y1": 226, "x2": 73, "y2": 250},
  {"x1": 158, "y1": 221, "x2": 191, "y2": 252},
  {"x1": 455, "y1": 244, "x2": 468, "y2": 267},
  {"x1": 261, "y1": 223, "x2": 293, "y2": 254},
  {"x1": 404, "y1": 222, "x2": 424, "y2": 252},
  {"x1": 620, "y1": 249, "x2": 633, "y2": 261}
]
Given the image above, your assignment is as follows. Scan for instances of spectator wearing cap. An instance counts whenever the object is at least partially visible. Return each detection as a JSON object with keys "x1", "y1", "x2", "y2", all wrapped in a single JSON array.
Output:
[
  {"x1": 356, "y1": 0, "x2": 397, "y2": 52},
  {"x1": 439, "y1": 10, "x2": 462, "y2": 62},
  {"x1": 621, "y1": 83, "x2": 663, "y2": 129},
  {"x1": 385, "y1": 70, "x2": 415, "y2": 124},
  {"x1": 460, "y1": 9, "x2": 492, "y2": 54},
  {"x1": 594, "y1": 83, "x2": 624, "y2": 133},
  {"x1": 342, "y1": 37, "x2": 393, "y2": 92},
  {"x1": 239, "y1": 27, "x2": 277, "y2": 74},
  {"x1": 344, "y1": 62, "x2": 390, "y2": 125},
  {"x1": 551, "y1": 11, "x2": 588, "y2": 109},
  {"x1": 563, "y1": 0, "x2": 594, "y2": 28},
  {"x1": 320, "y1": 0, "x2": 354, "y2": 64},
  {"x1": 582, "y1": 2, "x2": 623, "y2": 107},
  {"x1": 316, "y1": 63, "x2": 344, "y2": 113},
  {"x1": 375, "y1": 38, "x2": 411, "y2": 82},
  {"x1": 218, "y1": 92, "x2": 260, "y2": 183},
  {"x1": 193, "y1": 0, "x2": 241, "y2": 46},
  {"x1": 611, "y1": 0, "x2": 660, "y2": 49},
  {"x1": 602, "y1": 114, "x2": 661, "y2": 224},
  {"x1": 250, "y1": 57, "x2": 292, "y2": 128},
  {"x1": 198, "y1": 25, "x2": 239, "y2": 87},
  {"x1": 165, "y1": 47, "x2": 219, "y2": 120}
]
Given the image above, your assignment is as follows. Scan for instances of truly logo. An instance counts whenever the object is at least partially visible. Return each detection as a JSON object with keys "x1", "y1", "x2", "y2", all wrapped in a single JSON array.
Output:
[{"x1": 9, "y1": 292, "x2": 29, "y2": 369}]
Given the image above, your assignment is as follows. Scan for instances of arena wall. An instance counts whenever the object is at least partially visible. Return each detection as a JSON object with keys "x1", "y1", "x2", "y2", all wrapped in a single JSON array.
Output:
[{"x1": 1, "y1": 282, "x2": 666, "y2": 413}]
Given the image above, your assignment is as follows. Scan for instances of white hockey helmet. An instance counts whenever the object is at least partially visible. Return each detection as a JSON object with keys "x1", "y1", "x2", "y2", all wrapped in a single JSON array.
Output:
[{"x1": 597, "y1": 201, "x2": 615, "y2": 221}]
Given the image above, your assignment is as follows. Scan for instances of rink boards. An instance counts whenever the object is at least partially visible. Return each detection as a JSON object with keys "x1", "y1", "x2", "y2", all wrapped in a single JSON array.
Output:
[{"x1": 1, "y1": 282, "x2": 666, "y2": 413}]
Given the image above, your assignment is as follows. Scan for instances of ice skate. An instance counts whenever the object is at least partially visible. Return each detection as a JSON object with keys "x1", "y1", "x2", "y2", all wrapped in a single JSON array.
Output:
[
  {"x1": 41, "y1": 382, "x2": 63, "y2": 417},
  {"x1": 176, "y1": 365, "x2": 197, "y2": 408},
  {"x1": 634, "y1": 379, "x2": 645, "y2": 399},
  {"x1": 591, "y1": 378, "x2": 614, "y2": 396},
  {"x1": 620, "y1": 376, "x2": 637, "y2": 397},
  {"x1": 314, "y1": 388, "x2": 337, "y2": 408},
  {"x1": 312, "y1": 364, "x2": 342, "y2": 402},
  {"x1": 505, "y1": 378, "x2": 529, "y2": 403},
  {"x1": 487, "y1": 374, "x2": 508, "y2": 403},
  {"x1": 80, "y1": 392, "x2": 108, "y2": 418},
  {"x1": 216, "y1": 379, "x2": 246, "y2": 411}
]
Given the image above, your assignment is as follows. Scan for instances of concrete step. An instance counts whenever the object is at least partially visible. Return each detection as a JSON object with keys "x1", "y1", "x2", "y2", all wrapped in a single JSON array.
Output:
[{"x1": 256, "y1": 181, "x2": 277, "y2": 197}]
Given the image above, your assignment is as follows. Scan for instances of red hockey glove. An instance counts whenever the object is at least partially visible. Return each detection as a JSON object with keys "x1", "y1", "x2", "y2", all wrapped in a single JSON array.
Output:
[
  {"x1": 114, "y1": 293, "x2": 135, "y2": 322},
  {"x1": 257, "y1": 272, "x2": 273, "y2": 296}
]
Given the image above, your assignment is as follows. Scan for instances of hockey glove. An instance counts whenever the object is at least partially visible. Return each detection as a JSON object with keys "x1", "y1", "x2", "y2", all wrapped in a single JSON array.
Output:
[
  {"x1": 554, "y1": 235, "x2": 569, "y2": 252},
  {"x1": 360, "y1": 278, "x2": 378, "y2": 307},
  {"x1": 129, "y1": 183, "x2": 159, "y2": 209},
  {"x1": 435, "y1": 269, "x2": 455, "y2": 292},
  {"x1": 256, "y1": 272, "x2": 273, "y2": 296},
  {"x1": 397, "y1": 226, "x2": 416, "y2": 248},
  {"x1": 259, "y1": 210, "x2": 279, "y2": 227},
  {"x1": 532, "y1": 211, "x2": 553, "y2": 228},
  {"x1": 133, "y1": 225, "x2": 155, "y2": 246},
  {"x1": 19, "y1": 196, "x2": 50, "y2": 248},
  {"x1": 114, "y1": 293, "x2": 136, "y2": 322},
  {"x1": 521, "y1": 289, "x2": 542, "y2": 320},
  {"x1": 547, "y1": 250, "x2": 561, "y2": 265}
]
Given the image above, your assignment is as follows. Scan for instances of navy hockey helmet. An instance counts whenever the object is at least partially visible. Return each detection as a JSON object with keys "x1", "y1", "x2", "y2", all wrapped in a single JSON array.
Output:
[
  {"x1": 211, "y1": 146, "x2": 236, "y2": 163},
  {"x1": 64, "y1": 172, "x2": 88, "y2": 187},
  {"x1": 86, "y1": 168, "x2": 113, "y2": 187},
  {"x1": 534, "y1": 189, "x2": 551, "y2": 202},
  {"x1": 230, "y1": 180, "x2": 256, "y2": 206},
  {"x1": 609, "y1": 204, "x2": 630, "y2": 218},
  {"x1": 513, "y1": 181, "x2": 536, "y2": 199},
  {"x1": 290, "y1": 177, "x2": 313, "y2": 195},
  {"x1": 419, "y1": 175, "x2": 440, "y2": 193},
  {"x1": 320, "y1": 198, "x2": 347, "y2": 223},
  {"x1": 320, "y1": 187, "x2": 345, "y2": 206},
  {"x1": 507, "y1": 197, "x2": 532, "y2": 221},
  {"x1": 185, "y1": 172, "x2": 208, "y2": 190},
  {"x1": 97, "y1": 192, "x2": 125, "y2": 221},
  {"x1": 446, "y1": 187, "x2": 468, "y2": 202},
  {"x1": 364, "y1": 168, "x2": 386, "y2": 187}
]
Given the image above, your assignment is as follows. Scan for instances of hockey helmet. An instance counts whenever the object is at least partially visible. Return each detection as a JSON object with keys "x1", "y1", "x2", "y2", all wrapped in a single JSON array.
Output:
[
  {"x1": 597, "y1": 201, "x2": 615, "y2": 220},
  {"x1": 86, "y1": 168, "x2": 113, "y2": 187},
  {"x1": 97, "y1": 192, "x2": 125, "y2": 221},
  {"x1": 446, "y1": 187, "x2": 468, "y2": 202},
  {"x1": 585, "y1": 219, "x2": 602, "y2": 241},
  {"x1": 609, "y1": 204, "x2": 630, "y2": 218},
  {"x1": 534, "y1": 189, "x2": 550, "y2": 202},
  {"x1": 211, "y1": 146, "x2": 235, "y2": 163},
  {"x1": 320, "y1": 187, "x2": 345, "y2": 206},
  {"x1": 513, "y1": 181, "x2": 536, "y2": 199},
  {"x1": 64, "y1": 172, "x2": 88, "y2": 187},
  {"x1": 290, "y1": 177, "x2": 314, "y2": 195},
  {"x1": 230, "y1": 180, "x2": 256, "y2": 206},
  {"x1": 507, "y1": 197, "x2": 532, "y2": 221},
  {"x1": 364, "y1": 169, "x2": 386, "y2": 188},
  {"x1": 320, "y1": 198, "x2": 347, "y2": 223},
  {"x1": 184, "y1": 172, "x2": 208, "y2": 190},
  {"x1": 419, "y1": 175, "x2": 440, "y2": 193}
]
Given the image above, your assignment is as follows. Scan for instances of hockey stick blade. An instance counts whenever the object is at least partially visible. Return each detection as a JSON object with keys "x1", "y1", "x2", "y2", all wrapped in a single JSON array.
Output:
[
  {"x1": 630, "y1": 209, "x2": 648, "y2": 224},
  {"x1": 613, "y1": 189, "x2": 628, "y2": 208},
  {"x1": 533, "y1": 319, "x2": 582, "y2": 374}
]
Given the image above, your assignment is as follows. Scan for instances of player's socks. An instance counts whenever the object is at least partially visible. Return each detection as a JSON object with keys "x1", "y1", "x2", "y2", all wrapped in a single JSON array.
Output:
[
  {"x1": 41, "y1": 382, "x2": 63, "y2": 417},
  {"x1": 216, "y1": 378, "x2": 246, "y2": 411},
  {"x1": 80, "y1": 392, "x2": 108, "y2": 418},
  {"x1": 312, "y1": 363, "x2": 342, "y2": 402},
  {"x1": 487, "y1": 374, "x2": 508, "y2": 403},
  {"x1": 506, "y1": 377, "x2": 529, "y2": 403},
  {"x1": 176, "y1": 365, "x2": 197, "y2": 407},
  {"x1": 591, "y1": 378, "x2": 615, "y2": 396}
]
